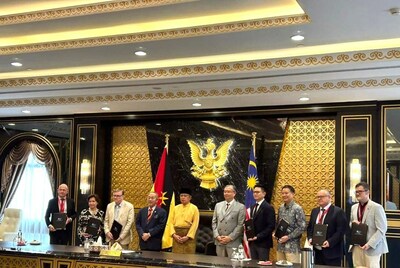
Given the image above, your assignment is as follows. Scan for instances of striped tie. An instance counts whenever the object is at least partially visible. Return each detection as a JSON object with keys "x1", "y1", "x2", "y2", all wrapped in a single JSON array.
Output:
[{"x1": 147, "y1": 207, "x2": 153, "y2": 222}]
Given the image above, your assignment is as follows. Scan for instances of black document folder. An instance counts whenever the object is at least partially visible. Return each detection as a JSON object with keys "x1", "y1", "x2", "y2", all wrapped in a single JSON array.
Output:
[
  {"x1": 52, "y1": 213, "x2": 67, "y2": 230},
  {"x1": 86, "y1": 217, "x2": 102, "y2": 236},
  {"x1": 351, "y1": 222, "x2": 368, "y2": 246},
  {"x1": 244, "y1": 219, "x2": 255, "y2": 239},
  {"x1": 274, "y1": 219, "x2": 289, "y2": 239},
  {"x1": 312, "y1": 224, "x2": 328, "y2": 246},
  {"x1": 111, "y1": 220, "x2": 123, "y2": 239}
]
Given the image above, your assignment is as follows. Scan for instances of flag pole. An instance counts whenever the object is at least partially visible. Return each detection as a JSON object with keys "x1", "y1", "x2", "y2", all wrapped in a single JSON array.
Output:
[
  {"x1": 251, "y1": 132, "x2": 257, "y2": 153},
  {"x1": 165, "y1": 134, "x2": 169, "y2": 151}
]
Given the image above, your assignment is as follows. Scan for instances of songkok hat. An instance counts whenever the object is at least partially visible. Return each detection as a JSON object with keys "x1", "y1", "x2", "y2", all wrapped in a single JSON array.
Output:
[{"x1": 179, "y1": 188, "x2": 192, "y2": 196}]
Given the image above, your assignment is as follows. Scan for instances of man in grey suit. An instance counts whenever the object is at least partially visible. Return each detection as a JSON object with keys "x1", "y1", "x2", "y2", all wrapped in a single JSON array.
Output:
[
  {"x1": 212, "y1": 185, "x2": 246, "y2": 257},
  {"x1": 350, "y1": 182, "x2": 388, "y2": 268}
]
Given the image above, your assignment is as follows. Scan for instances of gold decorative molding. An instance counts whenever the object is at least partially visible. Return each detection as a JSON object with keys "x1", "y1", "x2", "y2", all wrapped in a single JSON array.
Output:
[
  {"x1": 0, "y1": 49, "x2": 398, "y2": 85},
  {"x1": 1, "y1": 77, "x2": 399, "y2": 108},
  {"x1": 0, "y1": 15, "x2": 309, "y2": 55},
  {"x1": 0, "y1": 0, "x2": 184, "y2": 26}
]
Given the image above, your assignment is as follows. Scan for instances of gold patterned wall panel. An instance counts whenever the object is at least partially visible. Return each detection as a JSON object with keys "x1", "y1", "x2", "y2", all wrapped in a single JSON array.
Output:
[
  {"x1": 111, "y1": 125, "x2": 154, "y2": 250},
  {"x1": 0, "y1": 256, "x2": 37, "y2": 268},
  {"x1": 271, "y1": 120, "x2": 336, "y2": 215},
  {"x1": 75, "y1": 261, "x2": 146, "y2": 268}
]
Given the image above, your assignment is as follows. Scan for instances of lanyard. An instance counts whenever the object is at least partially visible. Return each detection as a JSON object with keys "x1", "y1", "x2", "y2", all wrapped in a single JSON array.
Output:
[{"x1": 357, "y1": 202, "x2": 368, "y2": 222}]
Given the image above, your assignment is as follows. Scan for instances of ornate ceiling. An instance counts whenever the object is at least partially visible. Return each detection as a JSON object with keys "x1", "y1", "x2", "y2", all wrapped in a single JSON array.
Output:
[{"x1": 0, "y1": 0, "x2": 400, "y2": 117}]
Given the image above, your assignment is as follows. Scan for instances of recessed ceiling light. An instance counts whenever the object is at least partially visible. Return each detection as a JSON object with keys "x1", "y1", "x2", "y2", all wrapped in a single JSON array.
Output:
[
  {"x1": 80, "y1": 137, "x2": 86, "y2": 141},
  {"x1": 32, "y1": 128, "x2": 38, "y2": 132},
  {"x1": 11, "y1": 62, "x2": 23, "y2": 67},
  {"x1": 22, "y1": 109, "x2": 31, "y2": 114},
  {"x1": 291, "y1": 34, "x2": 305, "y2": 41},
  {"x1": 177, "y1": 128, "x2": 183, "y2": 132},
  {"x1": 134, "y1": 50, "x2": 147, "y2": 56},
  {"x1": 192, "y1": 102, "x2": 202, "y2": 107},
  {"x1": 101, "y1": 106, "x2": 110, "y2": 111},
  {"x1": 196, "y1": 133, "x2": 201, "y2": 136},
  {"x1": 155, "y1": 123, "x2": 161, "y2": 126},
  {"x1": 58, "y1": 120, "x2": 64, "y2": 124},
  {"x1": 8, "y1": 123, "x2": 15, "y2": 126},
  {"x1": 299, "y1": 97, "x2": 310, "y2": 102},
  {"x1": 389, "y1": 8, "x2": 400, "y2": 15}
]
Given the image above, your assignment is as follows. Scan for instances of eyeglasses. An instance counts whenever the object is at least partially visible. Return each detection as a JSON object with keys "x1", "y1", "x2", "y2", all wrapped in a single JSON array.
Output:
[
  {"x1": 113, "y1": 194, "x2": 123, "y2": 197},
  {"x1": 355, "y1": 190, "x2": 367, "y2": 194}
]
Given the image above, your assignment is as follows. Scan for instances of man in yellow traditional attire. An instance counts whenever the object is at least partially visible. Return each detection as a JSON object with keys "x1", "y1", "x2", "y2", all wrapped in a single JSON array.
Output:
[{"x1": 171, "y1": 188, "x2": 199, "y2": 254}]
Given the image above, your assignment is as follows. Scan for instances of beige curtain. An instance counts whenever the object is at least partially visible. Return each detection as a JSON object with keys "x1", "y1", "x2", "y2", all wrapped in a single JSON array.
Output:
[{"x1": 0, "y1": 140, "x2": 55, "y2": 217}]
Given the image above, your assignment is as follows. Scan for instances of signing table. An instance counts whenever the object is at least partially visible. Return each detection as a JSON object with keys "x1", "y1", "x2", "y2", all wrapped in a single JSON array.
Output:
[{"x1": 0, "y1": 241, "x2": 336, "y2": 268}]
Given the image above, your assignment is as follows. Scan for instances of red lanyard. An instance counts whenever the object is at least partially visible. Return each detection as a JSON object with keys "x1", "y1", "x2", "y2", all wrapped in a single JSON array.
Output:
[
  {"x1": 357, "y1": 202, "x2": 368, "y2": 222},
  {"x1": 317, "y1": 207, "x2": 329, "y2": 224}
]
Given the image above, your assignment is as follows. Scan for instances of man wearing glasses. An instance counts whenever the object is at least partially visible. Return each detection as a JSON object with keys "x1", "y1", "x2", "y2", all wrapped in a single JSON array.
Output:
[
  {"x1": 306, "y1": 189, "x2": 347, "y2": 266},
  {"x1": 104, "y1": 189, "x2": 134, "y2": 249},
  {"x1": 350, "y1": 182, "x2": 388, "y2": 268}
]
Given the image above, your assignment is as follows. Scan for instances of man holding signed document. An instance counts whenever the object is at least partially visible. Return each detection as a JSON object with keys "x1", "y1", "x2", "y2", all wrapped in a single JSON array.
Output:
[
  {"x1": 274, "y1": 185, "x2": 306, "y2": 264},
  {"x1": 350, "y1": 182, "x2": 388, "y2": 268},
  {"x1": 307, "y1": 189, "x2": 347, "y2": 266},
  {"x1": 246, "y1": 184, "x2": 275, "y2": 261},
  {"x1": 45, "y1": 184, "x2": 77, "y2": 245},
  {"x1": 104, "y1": 189, "x2": 134, "y2": 250}
]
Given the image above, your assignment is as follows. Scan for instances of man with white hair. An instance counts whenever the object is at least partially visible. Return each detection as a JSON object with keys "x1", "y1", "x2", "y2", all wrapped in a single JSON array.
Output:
[{"x1": 45, "y1": 183, "x2": 77, "y2": 245}]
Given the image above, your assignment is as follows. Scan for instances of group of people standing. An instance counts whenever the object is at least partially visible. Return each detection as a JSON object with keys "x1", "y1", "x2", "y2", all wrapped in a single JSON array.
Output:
[{"x1": 44, "y1": 181, "x2": 388, "y2": 268}]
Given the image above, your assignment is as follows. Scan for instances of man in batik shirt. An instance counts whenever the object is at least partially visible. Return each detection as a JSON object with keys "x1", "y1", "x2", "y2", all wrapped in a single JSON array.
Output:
[{"x1": 275, "y1": 185, "x2": 306, "y2": 263}]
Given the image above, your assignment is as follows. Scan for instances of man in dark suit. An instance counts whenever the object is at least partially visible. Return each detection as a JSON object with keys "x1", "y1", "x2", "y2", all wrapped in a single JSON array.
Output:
[
  {"x1": 307, "y1": 189, "x2": 347, "y2": 266},
  {"x1": 45, "y1": 184, "x2": 77, "y2": 245},
  {"x1": 135, "y1": 192, "x2": 167, "y2": 251},
  {"x1": 247, "y1": 184, "x2": 276, "y2": 261}
]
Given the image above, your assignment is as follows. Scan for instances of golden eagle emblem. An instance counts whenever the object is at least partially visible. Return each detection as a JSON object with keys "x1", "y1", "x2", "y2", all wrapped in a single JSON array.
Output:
[{"x1": 187, "y1": 138, "x2": 233, "y2": 189}]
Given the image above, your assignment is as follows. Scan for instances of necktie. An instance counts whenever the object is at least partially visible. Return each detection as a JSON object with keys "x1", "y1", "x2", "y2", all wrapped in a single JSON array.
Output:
[
  {"x1": 60, "y1": 199, "x2": 65, "y2": 213},
  {"x1": 114, "y1": 204, "x2": 120, "y2": 220},
  {"x1": 252, "y1": 203, "x2": 259, "y2": 218},
  {"x1": 147, "y1": 207, "x2": 153, "y2": 222},
  {"x1": 318, "y1": 208, "x2": 325, "y2": 224},
  {"x1": 226, "y1": 203, "x2": 230, "y2": 211}
]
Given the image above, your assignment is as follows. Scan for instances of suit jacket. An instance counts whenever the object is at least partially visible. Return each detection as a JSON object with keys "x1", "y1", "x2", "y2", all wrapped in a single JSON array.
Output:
[
  {"x1": 307, "y1": 204, "x2": 347, "y2": 260},
  {"x1": 350, "y1": 200, "x2": 389, "y2": 256},
  {"x1": 104, "y1": 200, "x2": 134, "y2": 245},
  {"x1": 135, "y1": 206, "x2": 167, "y2": 251},
  {"x1": 212, "y1": 199, "x2": 245, "y2": 248},
  {"x1": 250, "y1": 200, "x2": 276, "y2": 248},
  {"x1": 44, "y1": 197, "x2": 77, "y2": 241}
]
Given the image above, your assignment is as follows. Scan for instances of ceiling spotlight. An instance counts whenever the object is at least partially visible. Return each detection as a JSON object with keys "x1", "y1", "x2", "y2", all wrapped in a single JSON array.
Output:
[
  {"x1": 101, "y1": 106, "x2": 110, "y2": 111},
  {"x1": 80, "y1": 137, "x2": 86, "y2": 141},
  {"x1": 32, "y1": 128, "x2": 39, "y2": 132},
  {"x1": 8, "y1": 123, "x2": 15, "y2": 126},
  {"x1": 155, "y1": 123, "x2": 161, "y2": 126},
  {"x1": 177, "y1": 128, "x2": 183, "y2": 132},
  {"x1": 192, "y1": 102, "x2": 202, "y2": 107},
  {"x1": 11, "y1": 62, "x2": 23, "y2": 67},
  {"x1": 291, "y1": 34, "x2": 305, "y2": 41},
  {"x1": 22, "y1": 109, "x2": 31, "y2": 114},
  {"x1": 299, "y1": 97, "x2": 310, "y2": 102},
  {"x1": 134, "y1": 50, "x2": 147, "y2": 56},
  {"x1": 389, "y1": 8, "x2": 400, "y2": 15}
]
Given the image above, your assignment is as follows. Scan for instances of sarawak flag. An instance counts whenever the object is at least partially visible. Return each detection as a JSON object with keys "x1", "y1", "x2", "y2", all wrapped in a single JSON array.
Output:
[
  {"x1": 243, "y1": 134, "x2": 258, "y2": 258},
  {"x1": 152, "y1": 145, "x2": 175, "y2": 249}
]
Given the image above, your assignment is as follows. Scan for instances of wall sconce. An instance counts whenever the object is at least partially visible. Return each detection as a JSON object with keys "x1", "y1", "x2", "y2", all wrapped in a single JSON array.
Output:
[
  {"x1": 80, "y1": 159, "x2": 91, "y2": 194},
  {"x1": 350, "y1": 158, "x2": 361, "y2": 202}
]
